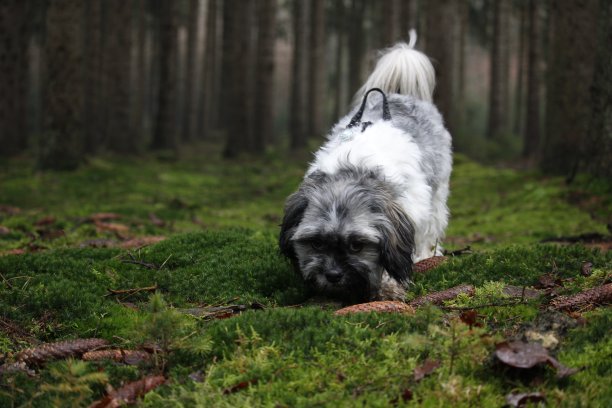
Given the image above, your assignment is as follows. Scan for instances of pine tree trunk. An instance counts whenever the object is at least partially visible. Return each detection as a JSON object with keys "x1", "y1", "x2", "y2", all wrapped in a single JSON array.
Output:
[
  {"x1": 290, "y1": 0, "x2": 309, "y2": 150},
  {"x1": 487, "y1": 0, "x2": 511, "y2": 139},
  {"x1": 254, "y1": 0, "x2": 277, "y2": 152},
  {"x1": 455, "y1": 0, "x2": 469, "y2": 135},
  {"x1": 348, "y1": 0, "x2": 366, "y2": 99},
  {"x1": 83, "y1": 0, "x2": 104, "y2": 154},
  {"x1": 541, "y1": 0, "x2": 598, "y2": 175},
  {"x1": 0, "y1": 0, "x2": 28, "y2": 156},
  {"x1": 425, "y1": 0, "x2": 455, "y2": 132},
  {"x1": 308, "y1": 0, "x2": 325, "y2": 138},
  {"x1": 333, "y1": 0, "x2": 346, "y2": 120},
  {"x1": 38, "y1": 0, "x2": 85, "y2": 170},
  {"x1": 585, "y1": 0, "x2": 612, "y2": 178},
  {"x1": 132, "y1": 0, "x2": 148, "y2": 148},
  {"x1": 514, "y1": 1, "x2": 527, "y2": 135},
  {"x1": 382, "y1": 0, "x2": 401, "y2": 45},
  {"x1": 151, "y1": 0, "x2": 179, "y2": 151},
  {"x1": 182, "y1": 0, "x2": 199, "y2": 142},
  {"x1": 222, "y1": 0, "x2": 250, "y2": 157},
  {"x1": 201, "y1": 0, "x2": 218, "y2": 137},
  {"x1": 106, "y1": 0, "x2": 135, "y2": 153},
  {"x1": 523, "y1": 0, "x2": 541, "y2": 158}
]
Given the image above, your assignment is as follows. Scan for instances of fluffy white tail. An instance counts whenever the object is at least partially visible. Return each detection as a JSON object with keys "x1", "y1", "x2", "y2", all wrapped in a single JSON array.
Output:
[{"x1": 354, "y1": 30, "x2": 435, "y2": 104}]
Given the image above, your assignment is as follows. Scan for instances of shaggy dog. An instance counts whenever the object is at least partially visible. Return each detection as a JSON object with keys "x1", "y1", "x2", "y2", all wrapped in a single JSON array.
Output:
[{"x1": 280, "y1": 33, "x2": 452, "y2": 303}]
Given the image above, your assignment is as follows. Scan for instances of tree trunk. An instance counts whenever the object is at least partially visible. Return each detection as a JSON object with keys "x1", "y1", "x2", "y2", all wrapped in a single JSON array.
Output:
[
  {"x1": 333, "y1": 0, "x2": 346, "y2": 120},
  {"x1": 308, "y1": 0, "x2": 325, "y2": 138},
  {"x1": 38, "y1": 0, "x2": 84, "y2": 170},
  {"x1": 132, "y1": 0, "x2": 149, "y2": 148},
  {"x1": 487, "y1": 0, "x2": 511, "y2": 139},
  {"x1": 348, "y1": 0, "x2": 366, "y2": 100},
  {"x1": 382, "y1": 0, "x2": 401, "y2": 45},
  {"x1": 0, "y1": 0, "x2": 28, "y2": 156},
  {"x1": 83, "y1": 0, "x2": 104, "y2": 154},
  {"x1": 290, "y1": 0, "x2": 309, "y2": 150},
  {"x1": 523, "y1": 0, "x2": 541, "y2": 158},
  {"x1": 425, "y1": 0, "x2": 455, "y2": 132},
  {"x1": 151, "y1": 0, "x2": 179, "y2": 151},
  {"x1": 106, "y1": 0, "x2": 135, "y2": 153},
  {"x1": 182, "y1": 0, "x2": 201, "y2": 142},
  {"x1": 222, "y1": 0, "x2": 250, "y2": 157},
  {"x1": 201, "y1": 0, "x2": 218, "y2": 137},
  {"x1": 514, "y1": 1, "x2": 527, "y2": 135},
  {"x1": 585, "y1": 0, "x2": 612, "y2": 178},
  {"x1": 541, "y1": 0, "x2": 598, "y2": 175},
  {"x1": 254, "y1": 0, "x2": 277, "y2": 152},
  {"x1": 455, "y1": 0, "x2": 469, "y2": 135}
]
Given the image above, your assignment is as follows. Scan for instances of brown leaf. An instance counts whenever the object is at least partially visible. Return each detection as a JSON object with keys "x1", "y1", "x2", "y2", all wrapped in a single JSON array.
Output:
[
  {"x1": 580, "y1": 261, "x2": 593, "y2": 277},
  {"x1": 223, "y1": 379, "x2": 258, "y2": 395},
  {"x1": 505, "y1": 392, "x2": 545, "y2": 407},
  {"x1": 334, "y1": 301, "x2": 415, "y2": 316},
  {"x1": 535, "y1": 273, "x2": 558, "y2": 289},
  {"x1": 550, "y1": 283, "x2": 612, "y2": 311},
  {"x1": 34, "y1": 216, "x2": 56, "y2": 227},
  {"x1": 413, "y1": 359, "x2": 441, "y2": 381},
  {"x1": 148, "y1": 212, "x2": 166, "y2": 227},
  {"x1": 119, "y1": 236, "x2": 165, "y2": 249},
  {"x1": 94, "y1": 221, "x2": 130, "y2": 239},
  {"x1": 16, "y1": 338, "x2": 109, "y2": 366},
  {"x1": 89, "y1": 375, "x2": 166, "y2": 408},
  {"x1": 409, "y1": 284, "x2": 475, "y2": 307},
  {"x1": 495, "y1": 341, "x2": 577, "y2": 378},
  {"x1": 413, "y1": 256, "x2": 448, "y2": 274},
  {"x1": 82, "y1": 350, "x2": 150, "y2": 365},
  {"x1": 88, "y1": 213, "x2": 122, "y2": 222},
  {"x1": 36, "y1": 227, "x2": 65, "y2": 240},
  {"x1": 459, "y1": 310, "x2": 483, "y2": 328}
]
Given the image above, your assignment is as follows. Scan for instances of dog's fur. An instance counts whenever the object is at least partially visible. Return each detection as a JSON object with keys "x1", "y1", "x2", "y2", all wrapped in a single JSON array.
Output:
[{"x1": 280, "y1": 34, "x2": 452, "y2": 303}]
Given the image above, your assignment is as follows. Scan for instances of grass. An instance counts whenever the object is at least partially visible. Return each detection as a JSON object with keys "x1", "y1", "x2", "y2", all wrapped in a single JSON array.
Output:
[{"x1": 0, "y1": 150, "x2": 610, "y2": 407}]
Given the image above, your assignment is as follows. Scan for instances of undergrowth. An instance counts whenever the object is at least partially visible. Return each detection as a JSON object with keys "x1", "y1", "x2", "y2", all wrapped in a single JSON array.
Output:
[{"x1": 0, "y1": 152, "x2": 610, "y2": 406}]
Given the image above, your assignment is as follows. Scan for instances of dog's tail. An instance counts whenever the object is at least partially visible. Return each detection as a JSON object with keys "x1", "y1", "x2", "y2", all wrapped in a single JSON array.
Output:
[{"x1": 354, "y1": 30, "x2": 435, "y2": 104}]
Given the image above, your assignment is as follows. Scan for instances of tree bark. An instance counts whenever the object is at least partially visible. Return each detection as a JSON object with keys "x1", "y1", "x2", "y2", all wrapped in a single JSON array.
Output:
[
  {"x1": 83, "y1": 0, "x2": 104, "y2": 154},
  {"x1": 201, "y1": 0, "x2": 218, "y2": 137},
  {"x1": 222, "y1": 0, "x2": 250, "y2": 157},
  {"x1": 333, "y1": 0, "x2": 346, "y2": 120},
  {"x1": 0, "y1": 0, "x2": 28, "y2": 156},
  {"x1": 38, "y1": 0, "x2": 85, "y2": 170},
  {"x1": 308, "y1": 0, "x2": 326, "y2": 138},
  {"x1": 585, "y1": 0, "x2": 612, "y2": 178},
  {"x1": 541, "y1": 0, "x2": 598, "y2": 175},
  {"x1": 514, "y1": 1, "x2": 527, "y2": 135},
  {"x1": 523, "y1": 0, "x2": 541, "y2": 158},
  {"x1": 254, "y1": 0, "x2": 277, "y2": 152},
  {"x1": 290, "y1": 0, "x2": 309, "y2": 150},
  {"x1": 455, "y1": 0, "x2": 469, "y2": 134},
  {"x1": 106, "y1": 0, "x2": 136, "y2": 153},
  {"x1": 347, "y1": 0, "x2": 366, "y2": 100},
  {"x1": 425, "y1": 0, "x2": 455, "y2": 132},
  {"x1": 151, "y1": 0, "x2": 179, "y2": 151},
  {"x1": 382, "y1": 0, "x2": 401, "y2": 45},
  {"x1": 487, "y1": 0, "x2": 511, "y2": 140}
]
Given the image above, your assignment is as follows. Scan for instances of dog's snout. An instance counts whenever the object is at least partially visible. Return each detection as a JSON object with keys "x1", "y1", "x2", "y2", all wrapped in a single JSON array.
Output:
[{"x1": 325, "y1": 268, "x2": 343, "y2": 283}]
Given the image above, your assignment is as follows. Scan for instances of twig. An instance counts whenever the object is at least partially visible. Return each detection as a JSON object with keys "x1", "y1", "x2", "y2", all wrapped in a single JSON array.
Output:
[
  {"x1": 120, "y1": 259, "x2": 159, "y2": 270},
  {"x1": 444, "y1": 246, "x2": 473, "y2": 256},
  {"x1": 105, "y1": 285, "x2": 158, "y2": 297}
]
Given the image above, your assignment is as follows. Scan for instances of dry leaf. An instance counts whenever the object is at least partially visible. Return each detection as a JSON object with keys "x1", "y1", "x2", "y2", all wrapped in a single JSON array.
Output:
[
  {"x1": 34, "y1": 216, "x2": 56, "y2": 227},
  {"x1": 89, "y1": 375, "x2": 166, "y2": 408},
  {"x1": 88, "y1": 213, "x2": 121, "y2": 222},
  {"x1": 95, "y1": 221, "x2": 130, "y2": 234},
  {"x1": 148, "y1": 213, "x2": 166, "y2": 227},
  {"x1": 119, "y1": 236, "x2": 165, "y2": 249},
  {"x1": 459, "y1": 310, "x2": 483, "y2": 328},
  {"x1": 334, "y1": 301, "x2": 415, "y2": 316},
  {"x1": 223, "y1": 379, "x2": 258, "y2": 395},
  {"x1": 495, "y1": 341, "x2": 577, "y2": 378},
  {"x1": 413, "y1": 359, "x2": 441, "y2": 381},
  {"x1": 580, "y1": 261, "x2": 593, "y2": 277},
  {"x1": 505, "y1": 392, "x2": 545, "y2": 407}
]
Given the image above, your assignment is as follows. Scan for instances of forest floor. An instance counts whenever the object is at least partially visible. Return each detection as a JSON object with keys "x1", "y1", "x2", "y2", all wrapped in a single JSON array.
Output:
[{"x1": 0, "y1": 151, "x2": 610, "y2": 407}]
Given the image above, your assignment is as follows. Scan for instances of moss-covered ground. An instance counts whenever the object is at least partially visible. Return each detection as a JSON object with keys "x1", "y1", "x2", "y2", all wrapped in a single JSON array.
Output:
[{"x1": 0, "y1": 150, "x2": 610, "y2": 407}]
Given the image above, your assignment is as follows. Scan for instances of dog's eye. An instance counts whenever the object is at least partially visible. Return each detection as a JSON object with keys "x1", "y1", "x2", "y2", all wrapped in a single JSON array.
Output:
[
  {"x1": 348, "y1": 241, "x2": 363, "y2": 253},
  {"x1": 311, "y1": 240, "x2": 325, "y2": 250}
]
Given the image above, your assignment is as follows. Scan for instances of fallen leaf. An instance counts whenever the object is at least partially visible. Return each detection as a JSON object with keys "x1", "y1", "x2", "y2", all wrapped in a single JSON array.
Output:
[
  {"x1": 413, "y1": 359, "x2": 441, "y2": 381},
  {"x1": 94, "y1": 221, "x2": 130, "y2": 234},
  {"x1": 34, "y1": 216, "x2": 56, "y2": 227},
  {"x1": 119, "y1": 236, "x2": 165, "y2": 249},
  {"x1": 535, "y1": 273, "x2": 558, "y2": 289},
  {"x1": 89, "y1": 375, "x2": 166, "y2": 407},
  {"x1": 0, "y1": 248, "x2": 26, "y2": 256},
  {"x1": 223, "y1": 379, "x2": 258, "y2": 394},
  {"x1": 36, "y1": 227, "x2": 65, "y2": 240},
  {"x1": 0, "y1": 205, "x2": 21, "y2": 215},
  {"x1": 88, "y1": 213, "x2": 121, "y2": 222},
  {"x1": 495, "y1": 341, "x2": 577, "y2": 378},
  {"x1": 0, "y1": 226, "x2": 11, "y2": 235},
  {"x1": 334, "y1": 301, "x2": 415, "y2": 316},
  {"x1": 505, "y1": 392, "x2": 545, "y2": 407},
  {"x1": 148, "y1": 212, "x2": 166, "y2": 227},
  {"x1": 580, "y1": 261, "x2": 593, "y2": 277},
  {"x1": 459, "y1": 310, "x2": 483, "y2": 328}
]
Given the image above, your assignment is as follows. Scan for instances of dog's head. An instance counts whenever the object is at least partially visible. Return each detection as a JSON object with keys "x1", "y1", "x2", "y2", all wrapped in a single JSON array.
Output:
[{"x1": 279, "y1": 165, "x2": 415, "y2": 303}]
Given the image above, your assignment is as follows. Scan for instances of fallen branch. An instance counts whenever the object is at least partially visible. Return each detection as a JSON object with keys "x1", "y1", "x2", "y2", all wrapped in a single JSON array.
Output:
[
  {"x1": 82, "y1": 349, "x2": 151, "y2": 365},
  {"x1": 120, "y1": 259, "x2": 159, "y2": 269},
  {"x1": 550, "y1": 283, "x2": 612, "y2": 311},
  {"x1": 13, "y1": 338, "x2": 109, "y2": 366}
]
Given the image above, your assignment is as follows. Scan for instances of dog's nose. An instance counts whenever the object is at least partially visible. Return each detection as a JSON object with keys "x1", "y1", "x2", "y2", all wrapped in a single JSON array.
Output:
[{"x1": 325, "y1": 269, "x2": 343, "y2": 283}]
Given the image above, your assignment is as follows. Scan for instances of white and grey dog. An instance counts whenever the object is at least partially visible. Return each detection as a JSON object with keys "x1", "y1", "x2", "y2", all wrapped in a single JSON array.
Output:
[{"x1": 280, "y1": 33, "x2": 452, "y2": 303}]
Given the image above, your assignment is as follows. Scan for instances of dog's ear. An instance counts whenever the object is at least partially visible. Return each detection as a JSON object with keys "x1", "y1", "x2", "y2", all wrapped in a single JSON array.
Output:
[
  {"x1": 279, "y1": 189, "x2": 309, "y2": 262},
  {"x1": 378, "y1": 201, "x2": 415, "y2": 284}
]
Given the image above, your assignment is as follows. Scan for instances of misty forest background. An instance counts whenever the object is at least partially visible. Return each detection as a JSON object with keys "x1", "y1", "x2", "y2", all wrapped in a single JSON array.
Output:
[{"x1": 0, "y1": 0, "x2": 610, "y2": 178}]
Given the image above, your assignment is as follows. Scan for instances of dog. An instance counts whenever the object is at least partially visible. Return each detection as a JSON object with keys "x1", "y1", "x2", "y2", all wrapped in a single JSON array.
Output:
[{"x1": 280, "y1": 32, "x2": 452, "y2": 304}]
